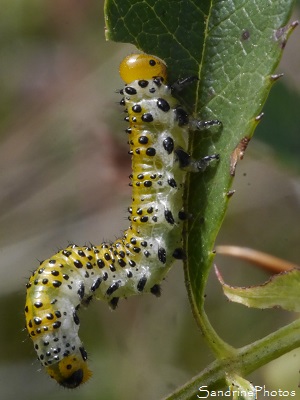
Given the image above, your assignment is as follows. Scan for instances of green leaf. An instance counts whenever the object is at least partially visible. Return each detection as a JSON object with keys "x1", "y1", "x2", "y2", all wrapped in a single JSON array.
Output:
[
  {"x1": 105, "y1": 0, "x2": 296, "y2": 343},
  {"x1": 216, "y1": 267, "x2": 300, "y2": 312}
]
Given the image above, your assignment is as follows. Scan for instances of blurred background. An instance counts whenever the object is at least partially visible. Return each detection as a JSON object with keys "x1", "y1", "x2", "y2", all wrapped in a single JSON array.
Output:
[{"x1": 0, "y1": 1, "x2": 299, "y2": 399}]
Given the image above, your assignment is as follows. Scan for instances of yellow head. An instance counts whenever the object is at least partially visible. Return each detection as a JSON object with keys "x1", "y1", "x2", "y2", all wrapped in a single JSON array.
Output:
[{"x1": 119, "y1": 54, "x2": 167, "y2": 84}]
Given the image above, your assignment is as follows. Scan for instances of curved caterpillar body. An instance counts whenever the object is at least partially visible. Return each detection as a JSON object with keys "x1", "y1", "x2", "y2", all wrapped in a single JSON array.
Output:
[{"x1": 25, "y1": 54, "x2": 220, "y2": 388}]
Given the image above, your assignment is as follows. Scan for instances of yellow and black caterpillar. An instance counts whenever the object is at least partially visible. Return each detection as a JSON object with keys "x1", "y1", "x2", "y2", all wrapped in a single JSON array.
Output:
[{"x1": 25, "y1": 54, "x2": 220, "y2": 388}]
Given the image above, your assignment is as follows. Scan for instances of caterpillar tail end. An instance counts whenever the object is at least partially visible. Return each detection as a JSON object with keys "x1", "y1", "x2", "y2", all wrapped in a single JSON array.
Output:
[{"x1": 46, "y1": 354, "x2": 92, "y2": 389}]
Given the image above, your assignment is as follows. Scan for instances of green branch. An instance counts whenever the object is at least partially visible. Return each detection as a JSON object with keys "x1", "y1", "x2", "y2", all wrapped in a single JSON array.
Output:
[{"x1": 163, "y1": 318, "x2": 300, "y2": 400}]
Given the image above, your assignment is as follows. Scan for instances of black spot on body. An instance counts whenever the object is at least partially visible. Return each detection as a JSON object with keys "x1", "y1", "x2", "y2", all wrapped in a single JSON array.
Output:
[
  {"x1": 164, "y1": 209, "x2": 175, "y2": 225},
  {"x1": 157, "y1": 98, "x2": 170, "y2": 112},
  {"x1": 138, "y1": 80, "x2": 149, "y2": 88},
  {"x1": 74, "y1": 260, "x2": 83, "y2": 268},
  {"x1": 142, "y1": 113, "x2": 153, "y2": 122},
  {"x1": 153, "y1": 77, "x2": 163, "y2": 86},
  {"x1": 97, "y1": 259, "x2": 105, "y2": 268},
  {"x1": 175, "y1": 107, "x2": 189, "y2": 125},
  {"x1": 132, "y1": 104, "x2": 142, "y2": 113},
  {"x1": 137, "y1": 276, "x2": 147, "y2": 291},
  {"x1": 138, "y1": 136, "x2": 148, "y2": 144},
  {"x1": 167, "y1": 178, "x2": 177, "y2": 188},
  {"x1": 53, "y1": 321, "x2": 61, "y2": 329},
  {"x1": 118, "y1": 258, "x2": 126, "y2": 267},
  {"x1": 163, "y1": 137, "x2": 174, "y2": 154},
  {"x1": 175, "y1": 148, "x2": 190, "y2": 168},
  {"x1": 104, "y1": 253, "x2": 111, "y2": 261},
  {"x1": 146, "y1": 147, "x2": 156, "y2": 156},
  {"x1": 125, "y1": 86, "x2": 137, "y2": 95},
  {"x1": 73, "y1": 311, "x2": 80, "y2": 325},
  {"x1": 78, "y1": 283, "x2": 85, "y2": 299},
  {"x1": 158, "y1": 247, "x2": 167, "y2": 264},
  {"x1": 106, "y1": 281, "x2": 121, "y2": 296},
  {"x1": 91, "y1": 278, "x2": 102, "y2": 292},
  {"x1": 80, "y1": 347, "x2": 88, "y2": 361}
]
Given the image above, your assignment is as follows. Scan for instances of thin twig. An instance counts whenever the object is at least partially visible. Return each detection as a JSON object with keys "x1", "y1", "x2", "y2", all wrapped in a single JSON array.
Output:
[{"x1": 216, "y1": 245, "x2": 299, "y2": 273}]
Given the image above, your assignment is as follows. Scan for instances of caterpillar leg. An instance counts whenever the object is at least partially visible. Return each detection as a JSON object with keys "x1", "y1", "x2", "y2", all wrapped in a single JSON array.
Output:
[
  {"x1": 175, "y1": 148, "x2": 219, "y2": 172},
  {"x1": 171, "y1": 76, "x2": 222, "y2": 131},
  {"x1": 193, "y1": 119, "x2": 222, "y2": 131},
  {"x1": 194, "y1": 154, "x2": 220, "y2": 171},
  {"x1": 170, "y1": 76, "x2": 198, "y2": 92}
]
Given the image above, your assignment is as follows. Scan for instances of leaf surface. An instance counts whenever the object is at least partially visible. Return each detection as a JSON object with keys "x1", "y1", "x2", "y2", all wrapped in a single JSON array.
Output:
[
  {"x1": 216, "y1": 267, "x2": 300, "y2": 312},
  {"x1": 105, "y1": 0, "x2": 296, "y2": 312}
]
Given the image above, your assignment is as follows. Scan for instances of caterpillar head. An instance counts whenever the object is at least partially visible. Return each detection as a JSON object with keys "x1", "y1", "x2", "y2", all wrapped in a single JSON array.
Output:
[
  {"x1": 46, "y1": 350, "x2": 92, "y2": 388},
  {"x1": 119, "y1": 53, "x2": 167, "y2": 84}
]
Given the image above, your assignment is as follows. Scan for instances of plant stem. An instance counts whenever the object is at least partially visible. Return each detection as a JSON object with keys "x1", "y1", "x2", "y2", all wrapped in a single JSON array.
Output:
[
  {"x1": 184, "y1": 254, "x2": 235, "y2": 358},
  {"x1": 163, "y1": 318, "x2": 300, "y2": 400},
  {"x1": 192, "y1": 301, "x2": 236, "y2": 358}
]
